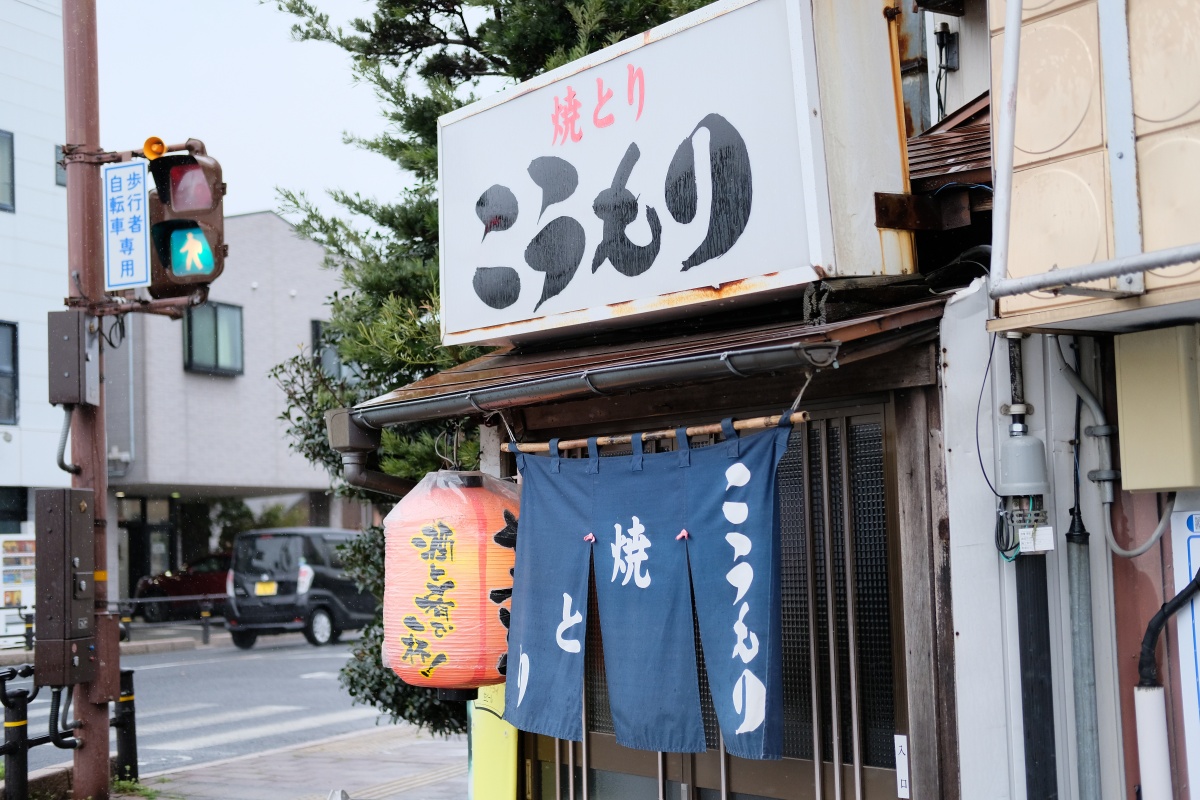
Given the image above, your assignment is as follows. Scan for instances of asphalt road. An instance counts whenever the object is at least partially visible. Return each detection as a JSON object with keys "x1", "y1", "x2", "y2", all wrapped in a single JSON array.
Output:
[{"x1": 16, "y1": 627, "x2": 385, "y2": 775}]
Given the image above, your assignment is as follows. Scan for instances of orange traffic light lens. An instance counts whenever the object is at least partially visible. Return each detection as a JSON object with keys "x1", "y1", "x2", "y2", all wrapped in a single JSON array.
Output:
[{"x1": 169, "y1": 164, "x2": 213, "y2": 212}]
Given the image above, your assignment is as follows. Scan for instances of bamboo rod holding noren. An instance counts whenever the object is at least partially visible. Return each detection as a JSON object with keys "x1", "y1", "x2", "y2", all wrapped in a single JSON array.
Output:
[{"x1": 500, "y1": 412, "x2": 808, "y2": 453}]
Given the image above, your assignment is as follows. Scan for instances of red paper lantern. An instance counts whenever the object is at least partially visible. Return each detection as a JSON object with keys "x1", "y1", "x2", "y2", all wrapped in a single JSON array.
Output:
[{"x1": 382, "y1": 471, "x2": 519, "y2": 690}]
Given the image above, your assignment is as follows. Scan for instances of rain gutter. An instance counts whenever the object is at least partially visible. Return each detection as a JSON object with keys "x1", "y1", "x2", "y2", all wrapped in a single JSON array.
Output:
[
  {"x1": 988, "y1": 0, "x2": 1200, "y2": 300},
  {"x1": 348, "y1": 339, "x2": 841, "y2": 430},
  {"x1": 325, "y1": 338, "x2": 840, "y2": 498}
]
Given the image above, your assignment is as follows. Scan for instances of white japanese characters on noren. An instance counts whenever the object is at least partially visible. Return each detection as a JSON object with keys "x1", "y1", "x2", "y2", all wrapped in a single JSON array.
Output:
[
  {"x1": 611, "y1": 515, "x2": 652, "y2": 588},
  {"x1": 556, "y1": 592, "x2": 583, "y2": 653},
  {"x1": 725, "y1": 462, "x2": 767, "y2": 736}
]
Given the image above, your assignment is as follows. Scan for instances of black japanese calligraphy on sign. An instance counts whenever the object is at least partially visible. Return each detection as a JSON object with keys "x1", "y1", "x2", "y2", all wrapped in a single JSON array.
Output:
[
  {"x1": 525, "y1": 217, "x2": 587, "y2": 311},
  {"x1": 528, "y1": 157, "x2": 579, "y2": 220},
  {"x1": 473, "y1": 267, "x2": 521, "y2": 310},
  {"x1": 401, "y1": 521, "x2": 459, "y2": 678},
  {"x1": 665, "y1": 114, "x2": 753, "y2": 270},
  {"x1": 490, "y1": 509, "x2": 519, "y2": 676},
  {"x1": 476, "y1": 185, "x2": 519, "y2": 239},
  {"x1": 411, "y1": 522, "x2": 455, "y2": 562},
  {"x1": 468, "y1": 113, "x2": 753, "y2": 313},
  {"x1": 591, "y1": 143, "x2": 662, "y2": 277}
]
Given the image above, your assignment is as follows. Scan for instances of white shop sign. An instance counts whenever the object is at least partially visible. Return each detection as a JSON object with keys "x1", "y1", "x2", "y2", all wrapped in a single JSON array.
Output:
[{"x1": 439, "y1": 0, "x2": 850, "y2": 345}]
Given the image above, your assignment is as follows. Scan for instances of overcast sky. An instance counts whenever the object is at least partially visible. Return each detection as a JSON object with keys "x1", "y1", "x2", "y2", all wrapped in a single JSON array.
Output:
[{"x1": 96, "y1": 0, "x2": 406, "y2": 220}]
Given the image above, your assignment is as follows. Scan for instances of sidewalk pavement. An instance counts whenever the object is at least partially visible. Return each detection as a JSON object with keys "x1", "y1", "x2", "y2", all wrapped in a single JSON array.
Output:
[
  {"x1": 5, "y1": 630, "x2": 469, "y2": 800},
  {"x1": 113, "y1": 724, "x2": 468, "y2": 800}
]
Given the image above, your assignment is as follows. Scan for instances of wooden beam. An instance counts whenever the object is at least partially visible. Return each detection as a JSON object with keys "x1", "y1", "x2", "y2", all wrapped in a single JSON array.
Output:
[
  {"x1": 893, "y1": 387, "x2": 942, "y2": 799},
  {"x1": 522, "y1": 343, "x2": 937, "y2": 436},
  {"x1": 925, "y1": 385, "x2": 961, "y2": 799}
]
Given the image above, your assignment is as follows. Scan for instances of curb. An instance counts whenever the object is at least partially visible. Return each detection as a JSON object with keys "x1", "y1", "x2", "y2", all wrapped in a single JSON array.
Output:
[
  {"x1": 0, "y1": 637, "x2": 197, "y2": 667},
  {"x1": 141, "y1": 723, "x2": 396, "y2": 779},
  {"x1": 10, "y1": 723, "x2": 401, "y2": 800}
]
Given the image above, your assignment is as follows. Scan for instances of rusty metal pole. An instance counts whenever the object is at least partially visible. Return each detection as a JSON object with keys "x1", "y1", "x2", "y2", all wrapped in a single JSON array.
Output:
[{"x1": 63, "y1": 3, "x2": 117, "y2": 798}]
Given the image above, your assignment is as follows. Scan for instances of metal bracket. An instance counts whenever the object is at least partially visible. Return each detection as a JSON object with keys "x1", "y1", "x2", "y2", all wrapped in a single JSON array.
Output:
[
  {"x1": 64, "y1": 286, "x2": 208, "y2": 320},
  {"x1": 719, "y1": 353, "x2": 751, "y2": 379},
  {"x1": 874, "y1": 191, "x2": 971, "y2": 231},
  {"x1": 59, "y1": 144, "x2": 129, "y2": 166},
  {"x1": 796, "y1": 341, "x2": 841, "y2": 369},
  {"x1": 580, "y1": 371, "x2": 609, "y2": 396},
  {"x1": 1030, "y1": 262, "x2": 1145, "y2": 299},
  {"x1": 1000, "y1": 403, "x2": 1035, "y2": 416},
  {"x1": 1087, "y1": 469, "x2": 1121, "y2": 482},
  {"x1": 916, "y1": 0, "x2": 965, "y2": 15},
  {"x1": 1056, "y1": 282, "x2": 1144, "y2": 299}
]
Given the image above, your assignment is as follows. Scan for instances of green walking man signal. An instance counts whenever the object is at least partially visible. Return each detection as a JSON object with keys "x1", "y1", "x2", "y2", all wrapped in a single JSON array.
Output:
[{"x1": 143, "y1": 137, "x2": 227, "y2": 299}]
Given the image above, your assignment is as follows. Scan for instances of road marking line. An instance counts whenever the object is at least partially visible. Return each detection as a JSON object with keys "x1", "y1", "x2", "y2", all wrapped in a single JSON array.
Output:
[
  {"x1": 291, "y1": 763, "x2": 468, "y2": 800},
  {"x1": 149, "y1": 707, "x2": 377, "y2": 751},
  {"x1": 132, "y1": 654, "x2": 266, "y2": 671},
  {"x1": 136, "y1": 705, "x2": 302, "y2": 737},
  {"x1": 355, "y1": 762, "x2": 469, "y2": 798},
  {"x1": 23, "y1": 701, "x2": 215, "y2": 726},
  {"x1": 137, "y1": 703, "x2": 216, "y2": 720}
]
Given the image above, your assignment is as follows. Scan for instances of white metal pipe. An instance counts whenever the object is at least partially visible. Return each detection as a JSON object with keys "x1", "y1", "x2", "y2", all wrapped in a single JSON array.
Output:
[
  {"x1": 989, "y1": 0, "x2": 1025, "y2": 289},
  {"x1": 991, "y1": 242, "x2": 1200, "y2": 299},
  {"x1": 1134, "y1": 686, "x2": 1174, "y2": 799}
]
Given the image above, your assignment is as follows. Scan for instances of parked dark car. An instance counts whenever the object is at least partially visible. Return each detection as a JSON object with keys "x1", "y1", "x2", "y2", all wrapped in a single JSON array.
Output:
[
  {"x1": 224, "y1": 527, "x2": 376, "y2": 649},
  {"x1": 134, "y1": 552, "x2": 231, "y2": 623}
]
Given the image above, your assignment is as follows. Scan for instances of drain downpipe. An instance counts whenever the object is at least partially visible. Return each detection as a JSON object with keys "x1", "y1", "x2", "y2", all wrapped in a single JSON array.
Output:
[{"x1": 325, "y1": 408, "x2": 416, "y2": 499}]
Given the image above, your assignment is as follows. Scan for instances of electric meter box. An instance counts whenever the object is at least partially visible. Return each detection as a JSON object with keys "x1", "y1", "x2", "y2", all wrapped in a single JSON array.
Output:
[
  {"x1": 34, "y1": 488, "x2": 96, "y2": 686},
  {"x1": 1114, "y1": 324, "x2": 1200, "y2": 492}
]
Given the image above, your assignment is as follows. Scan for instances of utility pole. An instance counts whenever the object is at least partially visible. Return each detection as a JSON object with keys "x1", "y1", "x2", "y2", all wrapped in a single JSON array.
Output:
[{"x1": 62, "y1": 2, "x2": 119, "y2": 797}]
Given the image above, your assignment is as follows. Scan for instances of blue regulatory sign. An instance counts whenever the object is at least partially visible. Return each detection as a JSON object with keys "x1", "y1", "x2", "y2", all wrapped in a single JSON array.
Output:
[{"x1": 101, "y1": 161, "x2": 151, "y2": 291}]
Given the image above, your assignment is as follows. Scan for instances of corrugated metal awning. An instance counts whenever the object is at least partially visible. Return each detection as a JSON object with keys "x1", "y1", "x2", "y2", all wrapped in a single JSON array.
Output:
[
  {"x1": 351, "y1": 298, "x2": 946, "y2": 428},
  {"x1": 908, "y1": 92, "x2": 990, "y2": 192}
]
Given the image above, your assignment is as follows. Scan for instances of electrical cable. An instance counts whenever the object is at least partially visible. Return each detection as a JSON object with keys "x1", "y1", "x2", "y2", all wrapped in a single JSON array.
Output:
[
  {"x1": 1102, "y1": 497, "x2": 1175, "y2": 559},
  {"x1": 996, "y1": 498, "x2": 1019, "y2": 560},
  {"x1": 1053, "y1": 336, "x2": 1176, "y2": 557},
  {"x1": 100, "y1": 315, "x2": 127, "y2": 349},
  {"x1": 936, "y1": 62, "x2": 947, "y2": 121},
  {"x1": 975, "y1": 333, "x2": 1000, "y2": 497},
  {"x1": 933, "y1": 182, "x2": 994, "y2": 195},
  {"x1": 1139, "y1": 565, "x2": 1200, "y2": 686},
  {"x1": 56, "y1": 405, "x2": 81, "y2": 475}
]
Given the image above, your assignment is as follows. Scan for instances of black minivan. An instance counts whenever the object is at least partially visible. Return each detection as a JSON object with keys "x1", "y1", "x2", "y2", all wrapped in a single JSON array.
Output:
[{"x1": 224, "y1": 528, "x2": 375, "y2": 649}]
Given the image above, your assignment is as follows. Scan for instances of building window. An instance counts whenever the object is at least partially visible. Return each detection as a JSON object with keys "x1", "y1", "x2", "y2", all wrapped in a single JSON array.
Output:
[
  {"x1": 183, "y1": 302, "x2": 243, "y2": 376},
  {"x1": 0, "y1": 131, "x2": 13, "y2": 212},
  {"x1": 0, "y1": 488, "x2": 25, "y2": 535},
  {"x1": 0, "y1": 322, "x2": 16, "y2": 424},
  {"x1": 54, "y1": 145, "x2": 66, "y2": 187},
  {"x1": 311, "y1": 320, "x2": 341, "y2": 378}
]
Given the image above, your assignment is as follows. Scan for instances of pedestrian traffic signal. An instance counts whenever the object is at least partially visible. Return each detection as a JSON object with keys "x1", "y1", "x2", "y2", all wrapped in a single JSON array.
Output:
[{"x1": 143, "y1": 137, "x2": 226, "y2": 299}]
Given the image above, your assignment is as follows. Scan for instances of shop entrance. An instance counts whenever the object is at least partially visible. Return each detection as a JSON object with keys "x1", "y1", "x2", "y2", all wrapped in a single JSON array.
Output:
[
  {"x1": 527, "y1": 403, "x2": 907, "y2": 800},
  {"x1": 119, "y1": 497, "x2": 175, "y2": 599}
]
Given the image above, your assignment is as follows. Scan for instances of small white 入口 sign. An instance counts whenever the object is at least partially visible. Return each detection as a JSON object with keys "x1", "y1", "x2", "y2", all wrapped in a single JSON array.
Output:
[{"x1": 894, "y1": 734, "x2": 911, "y2": 798}]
